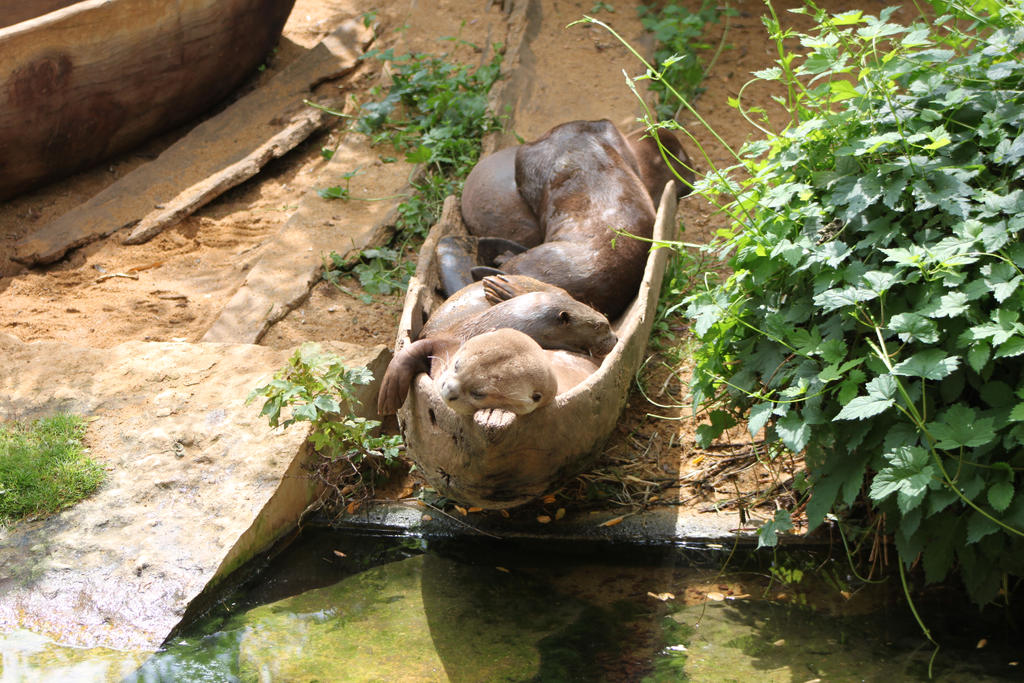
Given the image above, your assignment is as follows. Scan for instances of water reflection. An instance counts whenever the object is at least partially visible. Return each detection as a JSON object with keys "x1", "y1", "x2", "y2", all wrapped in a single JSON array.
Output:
[{"x1": 122, "y1": 527, "x2": 1019, "y2": 682}]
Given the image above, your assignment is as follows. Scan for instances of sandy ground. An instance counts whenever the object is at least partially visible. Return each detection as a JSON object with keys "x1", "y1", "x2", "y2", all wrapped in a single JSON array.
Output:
[{"x1": 0, "y1": 0, "x2": 919, "y2": 524}]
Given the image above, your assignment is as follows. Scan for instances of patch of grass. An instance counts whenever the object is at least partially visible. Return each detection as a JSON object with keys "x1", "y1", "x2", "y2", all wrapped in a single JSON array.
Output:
[{"x1": 0, "y1": 414, "x2": 104, "y2": 526}]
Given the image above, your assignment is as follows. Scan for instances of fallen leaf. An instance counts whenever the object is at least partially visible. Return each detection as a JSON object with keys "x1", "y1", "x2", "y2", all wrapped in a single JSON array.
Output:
[
  {"x1": 333, "y1": 550, "x2": 346, "y2": 558},
  {"x1": 599, "y1": 516, "x2": 624, "y2": 527},
  {"x1": 500, "y1": 509, "x2": 510, "y2": 518},
  {"x1": 772, "y1": 638, "x2": 786, "y2": 646},
  {"x1": 421, "y1": 514, "x2": 433, "y2": 521},
  {"x1": 691, "y1": 455, "x2": 704, "y2": 466},
  {"x1": 537, "y1": 515, "x2": 552, "y2": 524},
  {"x1": 542, "y1": 494, "x2": 557, "y2": 504},
  {"x1": 468, "y1": 507, "x2": 483, "y2": 513},
  {"x1": 455, "y1": 505, "x2": 468, "y2": 516},
  {"x1": 555, "y1": 507, "x2": 566, "y2": 520},
  {"x1": 977, "y1": 638, "x2": 988, "y2": 649},
  {"x1": 647, "y1": 592, "x2": 675, "y2": 601},
  {"x1": 346, "y1": 500, "x2": 360, "y2": 514},
  {"x1": 496, "y1": 566, "x2": 510, "y2": 573},
  {"x1": 706, "y1": 592, "x2": 725, "y2": 601}
]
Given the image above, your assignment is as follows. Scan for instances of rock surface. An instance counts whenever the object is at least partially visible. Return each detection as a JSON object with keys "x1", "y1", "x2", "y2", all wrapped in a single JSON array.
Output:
[{"x1": 0, "y1": 334, "x2": 388, "y2": 650}]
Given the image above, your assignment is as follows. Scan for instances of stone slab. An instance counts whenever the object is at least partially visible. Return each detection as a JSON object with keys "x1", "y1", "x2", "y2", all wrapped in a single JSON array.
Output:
[{"x1": 0, "y1": 334, "x2": 389, "y2": 650}]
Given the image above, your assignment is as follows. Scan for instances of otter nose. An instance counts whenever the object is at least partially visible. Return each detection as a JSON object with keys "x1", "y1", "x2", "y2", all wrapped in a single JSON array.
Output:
[{"x1": 440, "y1": 378, "x2": 461, "y2": 402}]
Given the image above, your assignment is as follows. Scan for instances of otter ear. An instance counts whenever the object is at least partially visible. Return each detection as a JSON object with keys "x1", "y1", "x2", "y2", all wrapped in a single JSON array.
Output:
[{"x1": 558, "y1": 310, "x2": 571, "y2": 324}]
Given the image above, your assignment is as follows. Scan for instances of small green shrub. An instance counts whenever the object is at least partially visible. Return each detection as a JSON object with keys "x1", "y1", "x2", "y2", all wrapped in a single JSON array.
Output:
[
  {"x1": 248, "y1": 344, "x2": 402, "y2": 470},
  {"x1": 0, "y1": 414, "x2": 104, "y2": 526},
  {"x1": 680, "y1": 1, "x2": 1024, "y2": 602},
  {"x1": 638, "y1": 1, "x2": 734, "y2": 117}
]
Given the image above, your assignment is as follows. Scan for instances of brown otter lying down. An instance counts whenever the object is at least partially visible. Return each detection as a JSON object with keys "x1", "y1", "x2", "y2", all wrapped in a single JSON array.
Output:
[
  {"x1": 459, "y1": 119, "x2": 693, "y2": 318},
  {"x1": 377, "y1": 275, "x2": 616, "y2": 419}
]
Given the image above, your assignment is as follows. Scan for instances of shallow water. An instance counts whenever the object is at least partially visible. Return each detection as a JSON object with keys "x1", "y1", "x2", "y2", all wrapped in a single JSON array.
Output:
[{"x1": 4, "y1": 527, "x2": 1021, "y2": 682}]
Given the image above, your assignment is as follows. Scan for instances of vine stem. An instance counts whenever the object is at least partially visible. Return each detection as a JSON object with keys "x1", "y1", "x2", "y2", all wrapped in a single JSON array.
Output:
[{"x1": 898, "y1": 560, "x2": 940, "y2": 679}]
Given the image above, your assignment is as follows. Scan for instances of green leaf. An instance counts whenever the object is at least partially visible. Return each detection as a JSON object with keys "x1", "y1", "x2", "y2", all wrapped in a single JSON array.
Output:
[
  {"x1": 757, "y1": 509, "x2": 793, "y2": 548},
  {"x1": 696, "y1": 410, "x2": 736, "y2": 448},
  {"x1": 292, "y1": 403, "x2": 319, "y2": 422},
  {"x1": 1008, "y1": 402, "x2": 1024, "y2": 422},
  {"x1": 869, "y1": 446, "x2": 934, "y2": 514},
  {"x1": 866, "y1": 373, "x2": 897, "y2": 399},
  {"x1": 836, "y1": 368, "x2": 866, "y2": 406},
  {"x1": 891, "y1": 350, "x2": 960, "y2": 380},
  {"x1": 888, "y1": 312, "x2": 939, "y2": 344},
  {"x1": 812, "y1": 286, "x2": 876, "y2": 313},
  {"x1": 928, "y1": 291, "x2": 969, "y2": 319},
  {"x1": 966, "y1": 342, "x2": 991, "y2": 374},
  {"x1": 313, "y1": 395, "x2": 341, "y2": 414},
  {"x1": 988, "y1": 481, "x2": 1014, "y2": 513},
  {"x1": 995, "y1": 336, "x2": 1024, "y2": 359},
  {"x1": 928, "y1": 405, "x2": 997, "y2": 449},
  {"x1": 834, "y1": 394, "x2": 894, "y2": 420},
  {"x1": 819, "y1": 338, "x2": 847, "y2": 364},
  {"x1": 776, "y1": 412, "x2": 811, "y2": 452},
  {"x1": 405, "y1": 145, "x2": 433, "y2": 164},
  {"x1": 748, "y1": 402, "x2": 774, "y2": 438},
  {"x1": 921, "y1": 517, "x2": 956, "y2": 583},
  {"x1": 966, "y1": 510, "x2": 1000, "y2": 544}
]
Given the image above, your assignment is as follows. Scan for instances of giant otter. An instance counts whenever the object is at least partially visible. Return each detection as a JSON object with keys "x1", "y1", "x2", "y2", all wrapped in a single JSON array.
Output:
[
  {"x1": 377, "y1": 276, "x2": 616, "y2": 416},
  {"x1": 458, "y1": 119, "x2": 690, "y2": 318}
]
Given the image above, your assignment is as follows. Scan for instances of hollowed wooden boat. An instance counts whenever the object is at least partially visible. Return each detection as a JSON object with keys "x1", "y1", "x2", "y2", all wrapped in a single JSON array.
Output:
[
  {"x1": 391, "y1": 182, "x2": 678, "y2": 509},
  {"x1": 0, "y1": 0, "x2": 296, "y2": 200}
]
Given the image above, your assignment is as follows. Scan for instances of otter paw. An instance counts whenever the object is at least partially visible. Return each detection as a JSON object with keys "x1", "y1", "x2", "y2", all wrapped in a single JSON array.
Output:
[{"x1": 473, "y1": 408, "x2": 517, "y2": 432}]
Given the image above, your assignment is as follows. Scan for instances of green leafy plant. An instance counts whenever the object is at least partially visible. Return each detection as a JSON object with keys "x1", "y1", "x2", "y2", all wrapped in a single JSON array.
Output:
[
  {"x1": 1, "y1": 414, "x2": 104, "y2": 526},
  {"x1": 637, "y1": 1, "x2": 734, "y2": 118},
  {"x1": 317, "y1": 48, "x2": 503, "y2": 298},
  {"x1": 675, "y1": 1, "x2": 1024, "y2": 604},
  {"x1": 322, "y1": 246, "x2": 416, "y2": 303},
  {"x1": 248, "y1": 344, "x2": 402, "y2": 487}
]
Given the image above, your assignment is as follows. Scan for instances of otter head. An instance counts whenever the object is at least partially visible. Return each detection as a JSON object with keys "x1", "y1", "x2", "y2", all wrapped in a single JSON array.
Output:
[
  {"x1": 521, "y1": 292, "x2": 617, "y2": 357},
  {"x1": 435, "y1": 329, "x2": 557, "y2": 417}
]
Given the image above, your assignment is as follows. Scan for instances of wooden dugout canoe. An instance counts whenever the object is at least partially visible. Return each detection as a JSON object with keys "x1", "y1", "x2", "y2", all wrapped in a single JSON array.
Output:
[
  {"x1": 392, "y1": 181, "x2": 678, "y2": 509},
  {"x1": 0, "y1": 0, "x2": 296, "y2": 200}
]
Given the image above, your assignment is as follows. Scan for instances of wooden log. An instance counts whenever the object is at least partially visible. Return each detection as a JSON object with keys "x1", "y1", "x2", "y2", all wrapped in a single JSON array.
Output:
[
  {"x1": 394, "y1": 183, "x2": 679, "y2": 509},
  {"x1": 12, "y1": 21, "x2": 371, "y2": 265},
  {"x1": 0, "y1": 0, "x2": 296, "y2": 200},
  {"x1": 0, "y1": 2, "x2": 76, "y2": 29}
]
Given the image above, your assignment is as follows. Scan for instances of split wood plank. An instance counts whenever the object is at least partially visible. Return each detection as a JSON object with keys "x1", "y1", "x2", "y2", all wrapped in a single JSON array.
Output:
[{"x1": 13, "y1": 21, "x2": 371, "y2": 266}]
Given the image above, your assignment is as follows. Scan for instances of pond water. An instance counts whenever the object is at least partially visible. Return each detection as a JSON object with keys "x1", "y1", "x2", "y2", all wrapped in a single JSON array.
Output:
[{"x1": 4, "y1": 526, "x2": 1020, "y2": 682}]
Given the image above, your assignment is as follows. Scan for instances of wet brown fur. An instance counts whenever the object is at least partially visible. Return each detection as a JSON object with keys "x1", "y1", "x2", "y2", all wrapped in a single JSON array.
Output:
[
  {"x1": 377, "y1": 277, "x2": 616, "y2": 415},
  {"x1": 458, "y1": 120, "x2": 691, "y2": 318}
]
